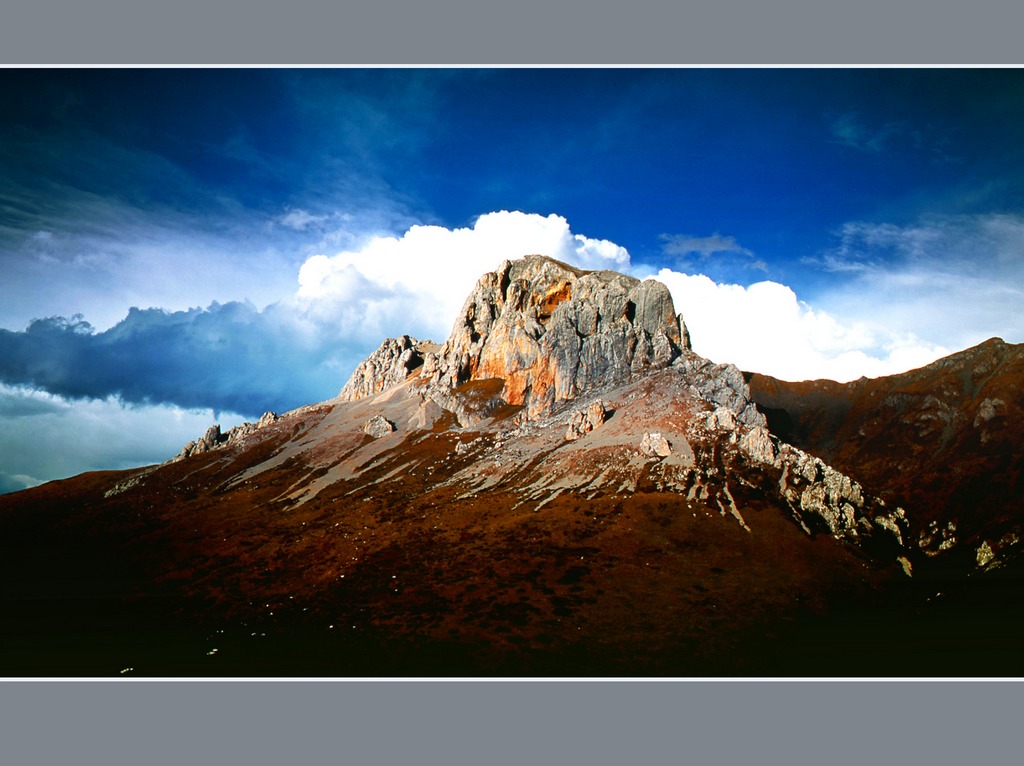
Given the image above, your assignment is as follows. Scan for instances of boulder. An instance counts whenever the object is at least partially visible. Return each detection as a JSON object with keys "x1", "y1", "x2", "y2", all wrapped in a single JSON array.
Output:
[
  {"x1": 640, "y1": 432, "x2": 672, "y2": 458},
  {"x1": 364, "y1": 414, "x2": 397, "y2": 439},
  {"x1": 565, "y1": 399, "x2": 608, "y2": 441}
]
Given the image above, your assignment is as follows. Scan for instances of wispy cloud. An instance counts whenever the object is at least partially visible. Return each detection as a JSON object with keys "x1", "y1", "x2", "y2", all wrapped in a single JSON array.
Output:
[
  {"x1": 817, "y1": 214, "x2": 1024, "y2": 275},
  {"x1": 659, "y1": 232, "x2": 767, "y2": 274},
  {"x1": 0, "y1": 192, "x2": 303, "y2": 332},
  {"x1": 827, "y1": 111, "x2": 958, "y2": 162},
  {"x1": 807, "y1": 213, "x2": 1024, "y2": 352},
  {"x1": 661, "y1": 233, "x2": 753, "y2": 259},
  {"x1": 278, "y1": 208, "x2": 329, "y2": 231},
  {"x1": 828, "y1": 112, "x2": 904, "y2": 153}
]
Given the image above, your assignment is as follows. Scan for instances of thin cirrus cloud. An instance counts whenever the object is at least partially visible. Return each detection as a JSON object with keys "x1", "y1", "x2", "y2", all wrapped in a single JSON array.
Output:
[
  {"x1": 828, "y1": 112, "x2": 904, "y2": 153},
  {"x1": 0, "y1": 181, "x2": 306, "y2": 333},
  {"x1": 279, "y1": 208, "x2": 330, "y2": 231},
  {"x1": 659, "y1": 232, "x2": 768, "y2": 274},
  {"x1": 661, "y1": 232, "x2": 754, "y2": 258},
  {"x1": 807, "y1": 213, "x2": 1024, "y2": 352},
  {"x1": 826, "y1": 110, "x2": 958, "y2": 163}
]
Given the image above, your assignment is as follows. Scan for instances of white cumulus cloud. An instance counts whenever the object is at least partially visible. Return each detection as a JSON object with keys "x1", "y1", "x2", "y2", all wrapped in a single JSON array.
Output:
[
  {"x1": 654, "y1": 270, "x2": 949, "y2": 382},
  {"x1": 293, "y1": 210, "x2": 630, "y2": 344},
  {"x1": 291, "y1": 209, "x2": 954, "y2": 383}
]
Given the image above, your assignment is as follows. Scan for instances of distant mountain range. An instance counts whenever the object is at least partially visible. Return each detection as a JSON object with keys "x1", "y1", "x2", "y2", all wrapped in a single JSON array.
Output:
[{"x1": 1, "y1": 255, "x2": 1021, "y2": 676}]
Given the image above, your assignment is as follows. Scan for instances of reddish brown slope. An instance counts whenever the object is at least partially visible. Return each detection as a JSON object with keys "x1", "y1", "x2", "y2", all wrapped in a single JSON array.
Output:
[
  {"x1": 0, "y1": 373, "x2": 912, "y2": 677},
  {"x1": 747, "y1": 338, "x2": 1024, "y2": 571}
]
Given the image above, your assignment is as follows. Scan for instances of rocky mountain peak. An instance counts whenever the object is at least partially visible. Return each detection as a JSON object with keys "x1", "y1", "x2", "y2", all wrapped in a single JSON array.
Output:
[
  {"x1": 338, "y1": 335, "x2": 439, "y2": 403},
  {"x1": 340, "y1": 255, "x2": 692, "y2": 419}
]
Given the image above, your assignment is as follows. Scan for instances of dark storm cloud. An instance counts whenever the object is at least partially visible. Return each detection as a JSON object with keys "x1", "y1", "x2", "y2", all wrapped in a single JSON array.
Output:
[
  {"x1": 0, "y1": 303, "x2": 363, "y2": 417},
  {"x1": 0, "y1": 388, "x2": 65, "y2": 418},
  {"x1": 0, "y1": 473, "x2": 34, "y2": 494}
]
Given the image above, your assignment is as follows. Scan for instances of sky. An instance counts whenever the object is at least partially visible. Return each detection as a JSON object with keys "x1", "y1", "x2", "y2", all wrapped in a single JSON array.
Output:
[{"x1": 2, "y1": 67, "x2": 1023, "y2": 492}]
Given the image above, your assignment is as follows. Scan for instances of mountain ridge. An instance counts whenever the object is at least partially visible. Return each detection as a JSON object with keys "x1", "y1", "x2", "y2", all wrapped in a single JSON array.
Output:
[{"x1": 747, "y1": 335, "x2": 1024, "y2": 575}]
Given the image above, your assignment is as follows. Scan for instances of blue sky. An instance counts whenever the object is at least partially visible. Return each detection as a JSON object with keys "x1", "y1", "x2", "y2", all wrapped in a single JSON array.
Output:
[{"x1": 2, "y1": 67, "x2": 1024, "y2": 491}]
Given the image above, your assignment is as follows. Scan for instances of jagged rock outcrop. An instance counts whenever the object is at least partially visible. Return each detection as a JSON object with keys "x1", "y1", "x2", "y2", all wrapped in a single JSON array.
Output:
[
  {"x1": 773, "y1": 441, "x2": 907, "y2": 544},
  {"x1": 339, "y1": 336, "x2": 439, "y2": 402},
  {"x1": 338, "y1": 255, "x2": 692, "y2": 420},
  {"x1": 328, "y1": 254, "x2": 906, "y2": 549},
  {"x1": 171, "y1": 412, "x2": 279, "y2": 462},
  {"x1": 428, "y1": 256, "x2": 690, "y2": 419},
  {"x1": 674, "y1": 351, "x2": 764, "y2": 429}
]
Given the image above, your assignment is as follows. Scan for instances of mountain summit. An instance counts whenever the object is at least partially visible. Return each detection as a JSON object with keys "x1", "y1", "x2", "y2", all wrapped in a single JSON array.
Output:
[
  {"x1": 337, "y1": 255, "x2": 906, "y2": 548},
  {"x1": 341, "y1": 255, "x2": 690, "y2": 418},
  {"x1": 1, "y1": 255, "x2": 1021, "y2": 676}
]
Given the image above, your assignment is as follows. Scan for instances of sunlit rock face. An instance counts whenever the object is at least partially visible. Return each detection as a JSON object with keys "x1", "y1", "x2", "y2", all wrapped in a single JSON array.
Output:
[
  {"x1": 338, "y1": 336, "x2": 439, "y2": 403},
  {"x1": 340, "y1": 255, "x2": 692, "y2": 420},
  {"x1": 431, "y1": 255, "x2": 690, "y2": 419}
]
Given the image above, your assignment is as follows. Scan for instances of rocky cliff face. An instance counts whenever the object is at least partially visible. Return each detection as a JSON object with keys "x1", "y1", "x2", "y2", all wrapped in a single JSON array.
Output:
[{"x1": 340, "y1": 255, "x2": 691, "y2": 419}]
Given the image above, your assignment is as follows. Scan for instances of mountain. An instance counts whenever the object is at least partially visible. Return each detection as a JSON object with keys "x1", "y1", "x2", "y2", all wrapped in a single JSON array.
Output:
[
  {"x1": 1, "y1": 255, "x2": 1021, "y2": 676},
  {"x1": 747, "y1": 337, "x2": 1024, "y2": 575}
]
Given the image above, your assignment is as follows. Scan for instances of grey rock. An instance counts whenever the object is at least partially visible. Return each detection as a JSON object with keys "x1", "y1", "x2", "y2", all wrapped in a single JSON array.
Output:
[
  {"x1": 339, "y1": 335, "x2": 437, "y2": 402},
  {"x1": 767, "y1": 441, "x2": 907, "y2": 545},
  {"x1": 565, "y1": 399, "x2": 608, "y2": 441},
  {"x1": 364, "y1": 414, "x2": 397, "y2": 438},
  {"x1": 425, "y1": 256, "x2": 690, "y2": 419},
  {"x1": 674, "y1": 351, "x2": 765, "y2": 429},
  {"x1": 973, "y1": 397, "x2": 1005, "y2": 427},
  {"x1": 170, "y1": 411, "x2": 280, "y2": 462},
  {"x1": 257, "y1": 411, "x2": 279, "y2": 429},
  {"x1": 199, "y1": 425, "x2": 222, "y2": 451},
  {"x1": 739, "y1": 426, "x2": 777, "y2": 464},
  {"x1": 640, "y1": 432, "x2": 672, "y2": 458},
  {"x1": 425, "y1": 381, "x2": 508, "y2": 428}
]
